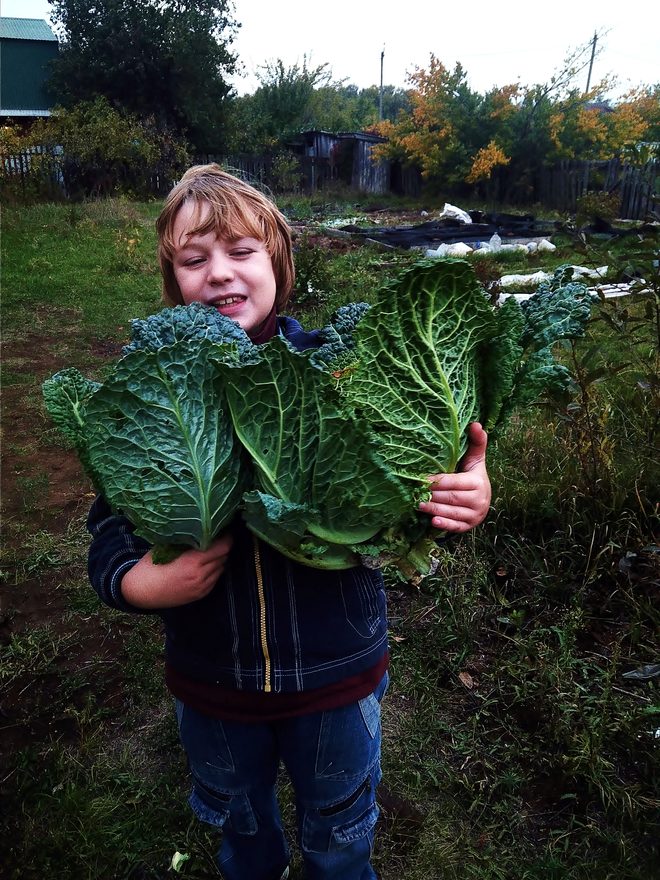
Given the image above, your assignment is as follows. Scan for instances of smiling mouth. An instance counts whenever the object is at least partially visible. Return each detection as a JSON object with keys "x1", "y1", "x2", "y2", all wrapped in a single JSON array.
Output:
[{"x1": 214, "y1": 296, "x2": 246, "y2": 307}]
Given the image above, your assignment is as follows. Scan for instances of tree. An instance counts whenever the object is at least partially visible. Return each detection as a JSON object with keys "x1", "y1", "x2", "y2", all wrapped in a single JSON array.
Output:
[
  {"x1": 226, "y1": 57, "x2": 338, "y2": 154},
  {"x1": 351, "y1": 84, "x2": 413, "y2": 125},
  {"x1": 373, "y1": 35, "x2": 659, "y2": 200},
  {"x1": 224, "y1": 56, "x2": 412, "y2": 155},
  {"x1": 47, "y1": 0, "x2": 238, "y2": 151},
  {"x1": 374, "y1": 56, "x2": 485, "y2": 189},
  {"x1": 605, "y1": 86, "x2": 660, "y2": 158}
]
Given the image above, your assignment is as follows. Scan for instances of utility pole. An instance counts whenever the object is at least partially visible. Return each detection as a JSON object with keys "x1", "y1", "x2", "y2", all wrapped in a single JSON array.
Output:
[
  {"x1": 379, "y1": 47, "x2": 385, "y2": 121},
  {"x1": 585, "y1": 31, "x2": 597, "y2": 93}
]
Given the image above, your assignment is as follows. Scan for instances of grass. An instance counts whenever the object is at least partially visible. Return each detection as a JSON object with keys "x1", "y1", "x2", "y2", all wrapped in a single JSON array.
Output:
[
  {"x1": 1, "y1": 196, "x2": 658, "y2": 879},
  {"x1": 1, "y1": 198, "x2": 162, "y2": 339}
]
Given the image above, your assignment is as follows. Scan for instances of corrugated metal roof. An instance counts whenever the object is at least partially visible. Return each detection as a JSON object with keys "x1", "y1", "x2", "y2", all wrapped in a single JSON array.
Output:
[
  {"x1": 0, "y1": 108, "x2": 52, "y2": 116},
  {"x1": 1, "y1": 27, "x2": 59, "y2": 112},
  {"x1": 0, "y1": 18, "x2": 57, "y2": 42}
]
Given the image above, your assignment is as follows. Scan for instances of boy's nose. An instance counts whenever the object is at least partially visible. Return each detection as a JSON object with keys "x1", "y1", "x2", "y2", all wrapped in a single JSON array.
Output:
[{"x1": 208, "y1": 253, "x2": 235, "y2": 283}]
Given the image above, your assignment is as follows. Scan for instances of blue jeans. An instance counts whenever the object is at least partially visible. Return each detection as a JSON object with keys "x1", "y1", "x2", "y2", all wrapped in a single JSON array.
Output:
[{"x1": 175, "y1": 672, "x2": 388, "y2": 880}]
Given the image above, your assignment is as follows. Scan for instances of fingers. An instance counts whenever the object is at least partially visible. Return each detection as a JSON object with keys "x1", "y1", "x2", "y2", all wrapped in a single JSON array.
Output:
[
  {"x1": 197, "y1": 533, "x2": 234, "y2": 565},
  {"x1": 426, "y1": 514, "x2": 480, "y2": 533},
  {"x1": 419, "y1": 502, "x2": 478, "y2": 522},
  {"x1": 421, "y1": 424, "x2": 492, "y2": 532},
  {"x1": 468, "y1": 421, "x2": 488, "y2": 445},
  {"x1": 194, "y1": 566, "x2": 225, "y2": 595},
  {"x1": 459, "y1": 422, "x2": 488, "y2": 472},
  {"x1": 420, "y1": 483, "x2": 491, "y2": 526},
  {"x1": 427, "y1": 473, "x2": 485, "y2": 493},
  {"x1": 121, "y1": 533, "x2": 234, "y2": 609},
  {"x1": 419, "y1": 499, "x2": 487, "y2": 532}
]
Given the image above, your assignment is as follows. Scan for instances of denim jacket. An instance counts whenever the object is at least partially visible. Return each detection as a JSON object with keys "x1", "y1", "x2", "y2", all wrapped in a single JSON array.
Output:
[{"x1": 86, "y1": 316, "x2": 389, "y2": 694}]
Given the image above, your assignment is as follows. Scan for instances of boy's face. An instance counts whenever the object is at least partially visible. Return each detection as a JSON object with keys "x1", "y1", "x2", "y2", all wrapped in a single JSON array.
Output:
[{"x1": 171, "y1": 201, "x2": 277, "y2": 336}]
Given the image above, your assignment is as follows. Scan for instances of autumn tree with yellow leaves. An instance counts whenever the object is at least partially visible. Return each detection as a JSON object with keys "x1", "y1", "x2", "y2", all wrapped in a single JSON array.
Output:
[
  {"x1": 374, "y1": 56, "x2": 491, "y2": 188},
  {"x1": 374, "y1": 40, "x2": 658, "y2": 198}
]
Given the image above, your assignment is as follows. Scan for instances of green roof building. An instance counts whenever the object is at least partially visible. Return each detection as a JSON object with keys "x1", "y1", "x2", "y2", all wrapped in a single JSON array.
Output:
[{"x1": 1, "y1": 17, "x2": 59, "y2": 118}]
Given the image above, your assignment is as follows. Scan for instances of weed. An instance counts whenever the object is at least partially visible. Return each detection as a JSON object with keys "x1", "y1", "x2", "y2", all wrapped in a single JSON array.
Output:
[
  {"x1": 0, "y1": 625, "x2": 75, "y2": 690},
  {"x1": 279, "y1": 194, "x2": 316, "y2": 221},
  {"x1": 15, "y1": 472, "x2": 50, "y2": 514},
  {"x1": 270, "y1": 150, "x2": 304, "y2": 194},
  {"x1": 1, "y1": 518, "x2": 89, "y2": 578},
  {"x1": 576, "y1": 191, "x2": 621, "y2": 228},
  {"x1": 291, "y1": 232, "x2": 334, "y2": 306}
]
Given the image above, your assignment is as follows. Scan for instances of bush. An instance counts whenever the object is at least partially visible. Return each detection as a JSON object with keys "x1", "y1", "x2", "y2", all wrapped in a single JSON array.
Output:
[
  {"x1": 575, "y1": 190, "x2": 621, "y2": 228},
  {"x1": 0, "y1": 125, "x2": 63, "y2": 203},
  {"x1": 4, "y1": 98, "x2": 191, "y2": 200},
  {"x1": 270, "y1": 150, "x2": 303, "y2": 194}
]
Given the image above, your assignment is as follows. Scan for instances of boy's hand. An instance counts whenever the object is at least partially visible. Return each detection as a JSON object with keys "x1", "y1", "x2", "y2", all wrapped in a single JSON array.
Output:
[
  {"x1": 419, "y1": 422, "x2": 491, "y2": 533},
  {"x1": 120, "y1": 534, "x2": 234, "y2": 609}
]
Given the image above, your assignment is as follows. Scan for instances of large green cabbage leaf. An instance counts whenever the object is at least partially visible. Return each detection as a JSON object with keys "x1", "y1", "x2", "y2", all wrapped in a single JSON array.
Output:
[
  {"x1": 213, "y1": 336, "x2": 413, "y2": 568},
  {"x1": 330, "y1": 260, "x2": 503, "y2": 479},
  {"x1": 44, "y1": 338, "x2": 248, "y2": 550}
]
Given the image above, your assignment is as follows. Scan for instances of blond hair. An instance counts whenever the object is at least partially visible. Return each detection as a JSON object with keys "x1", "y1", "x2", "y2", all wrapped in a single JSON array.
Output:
[{"x1": 156, "y1": 164, "x2": 295, "y2": 310}]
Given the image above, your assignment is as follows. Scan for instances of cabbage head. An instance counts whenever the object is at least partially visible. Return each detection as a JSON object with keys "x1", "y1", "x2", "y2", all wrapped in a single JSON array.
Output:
[{"x1": 43, "y1": 261, "x2": 595, "y2": 579}]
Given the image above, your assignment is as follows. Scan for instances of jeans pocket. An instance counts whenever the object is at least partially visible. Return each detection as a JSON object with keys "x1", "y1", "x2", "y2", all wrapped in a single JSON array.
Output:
[
  {"x1": 315, "y1": 674, "x2": 387, "y2": 781},
  {"x1": 189, "y1": 787, "x2": 230, "y2": 829},
  {"x1": 189, "y1": 785, "x2": 259, "y2": 835},
  {"x1": 177, "y1": 701, "x2": 235, "y2": 774},
  {"x1": 333, "y1": 802, "x2": 379, "y2": 847},
  {"x1": 301, "y1": 777, "x2": 379, "y2": 854},
  {"x1": 358, "y1": 671, "x2": 389, "y2": 738},
  {"x1": 315, "y1": 710, "x2": 379, "y2": 782}
]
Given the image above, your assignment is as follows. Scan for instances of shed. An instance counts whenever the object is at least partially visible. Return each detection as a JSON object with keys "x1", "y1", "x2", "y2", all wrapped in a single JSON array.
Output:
[
  {"x1": 0, "y1": 17, "x2": 59, "y2": 120},
  {"x1": 294, "y1": 130, "x2": 339, "y2": 160},
  {"x1": 337, "y1": 131, "x2": 389, "y2": 195},
  {"x1": 287, "y1": 129, "x2": 391, "y2": 194},
  {"x1": 285, "y1": 130, "x2": 340, "y2": 190}
]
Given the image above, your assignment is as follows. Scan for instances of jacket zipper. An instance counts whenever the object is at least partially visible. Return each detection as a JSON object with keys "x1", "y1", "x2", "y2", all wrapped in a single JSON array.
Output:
[{"x1": 252, "y1": 535, "x2": 272, "y2": 692}]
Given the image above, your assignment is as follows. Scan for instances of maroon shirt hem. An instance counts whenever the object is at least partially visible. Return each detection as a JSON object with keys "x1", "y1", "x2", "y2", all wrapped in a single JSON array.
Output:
[{"x1": 165, "y1": 653, "x2": 389, "y2": 722}]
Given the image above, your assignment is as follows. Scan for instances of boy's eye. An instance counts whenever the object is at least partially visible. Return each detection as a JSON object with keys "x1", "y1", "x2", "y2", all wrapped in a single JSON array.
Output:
[{"x1": 231, "y1": 248, "x2": 254, "y2": 257}]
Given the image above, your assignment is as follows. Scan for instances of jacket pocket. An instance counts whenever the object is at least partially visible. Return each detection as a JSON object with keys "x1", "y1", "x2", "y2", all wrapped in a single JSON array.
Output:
[{"x1": 340, "y1": 568, "x2": 383, "y2": 638}]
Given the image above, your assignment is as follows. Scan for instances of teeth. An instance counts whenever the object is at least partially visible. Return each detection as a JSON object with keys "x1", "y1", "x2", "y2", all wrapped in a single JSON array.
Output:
[{"x1": 216, "y1": 297, "x2": 244, "y2": 306}]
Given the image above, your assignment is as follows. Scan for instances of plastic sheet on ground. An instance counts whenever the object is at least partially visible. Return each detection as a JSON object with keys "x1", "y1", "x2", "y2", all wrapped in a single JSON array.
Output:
[
  {"x1": 499, "y1": 265, "x2": 609, "y2": 288},
  {"x1": 438, "y1": 203, "x2": 473, "y2": 224}
]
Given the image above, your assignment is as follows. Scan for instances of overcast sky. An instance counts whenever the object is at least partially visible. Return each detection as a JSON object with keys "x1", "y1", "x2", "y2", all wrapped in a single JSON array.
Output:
[{"x1": 5, "y1": 0, "x2": 659, "y2": 99}]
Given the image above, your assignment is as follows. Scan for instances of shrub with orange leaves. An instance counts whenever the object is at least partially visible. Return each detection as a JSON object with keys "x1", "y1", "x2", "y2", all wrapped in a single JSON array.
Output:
[{"x1": 466, "y1": 141, "x2": 511, "y2": 184}]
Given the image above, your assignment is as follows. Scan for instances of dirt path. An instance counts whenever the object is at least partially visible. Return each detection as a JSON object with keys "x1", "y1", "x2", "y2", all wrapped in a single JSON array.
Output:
[{"x1": 1, "y1": 327, "x2": 129, "y2": 765}]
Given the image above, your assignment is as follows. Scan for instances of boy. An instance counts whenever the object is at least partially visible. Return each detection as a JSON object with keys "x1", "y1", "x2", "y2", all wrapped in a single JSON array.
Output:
[{"x1": 87, "y1": 165, "x2": 491, "y2": 880}]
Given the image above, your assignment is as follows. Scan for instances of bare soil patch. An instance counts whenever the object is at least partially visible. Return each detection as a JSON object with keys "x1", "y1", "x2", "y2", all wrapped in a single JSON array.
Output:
[{"x1": 1, "y1": 327, "x2": 131, "y2": 769}]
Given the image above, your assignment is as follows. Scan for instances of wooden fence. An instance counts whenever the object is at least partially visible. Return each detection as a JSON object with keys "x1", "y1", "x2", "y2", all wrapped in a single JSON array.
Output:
[
  {"x1": 1, "y1": 145, "x2": 177, "y2": 198},
  {"x1": 537, "y1": 158, "x2": 658, "y2": 219},
  {"x1": 1, "y1": 144, "x2": 65, "y2": 197},
  {"x1": 3, "y1": 145, "x2": 658, "y2": 219}
]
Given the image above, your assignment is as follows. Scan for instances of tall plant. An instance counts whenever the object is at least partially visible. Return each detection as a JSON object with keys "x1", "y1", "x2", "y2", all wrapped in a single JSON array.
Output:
[
  {"x1": 48, "y1": 0, "x2": 238, "y2": 152},
  {"x1": 28, "y1": 97, "x2": 190, "y2": 197}
]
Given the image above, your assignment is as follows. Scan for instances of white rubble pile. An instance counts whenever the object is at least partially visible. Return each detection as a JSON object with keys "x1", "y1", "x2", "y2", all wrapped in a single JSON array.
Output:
[
  {"x1": 426, "y1": 232, "x2": 558, "y2": 260},
  {"x1": 499, "y1": 265, "x2": 609, "y2": 288}
]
